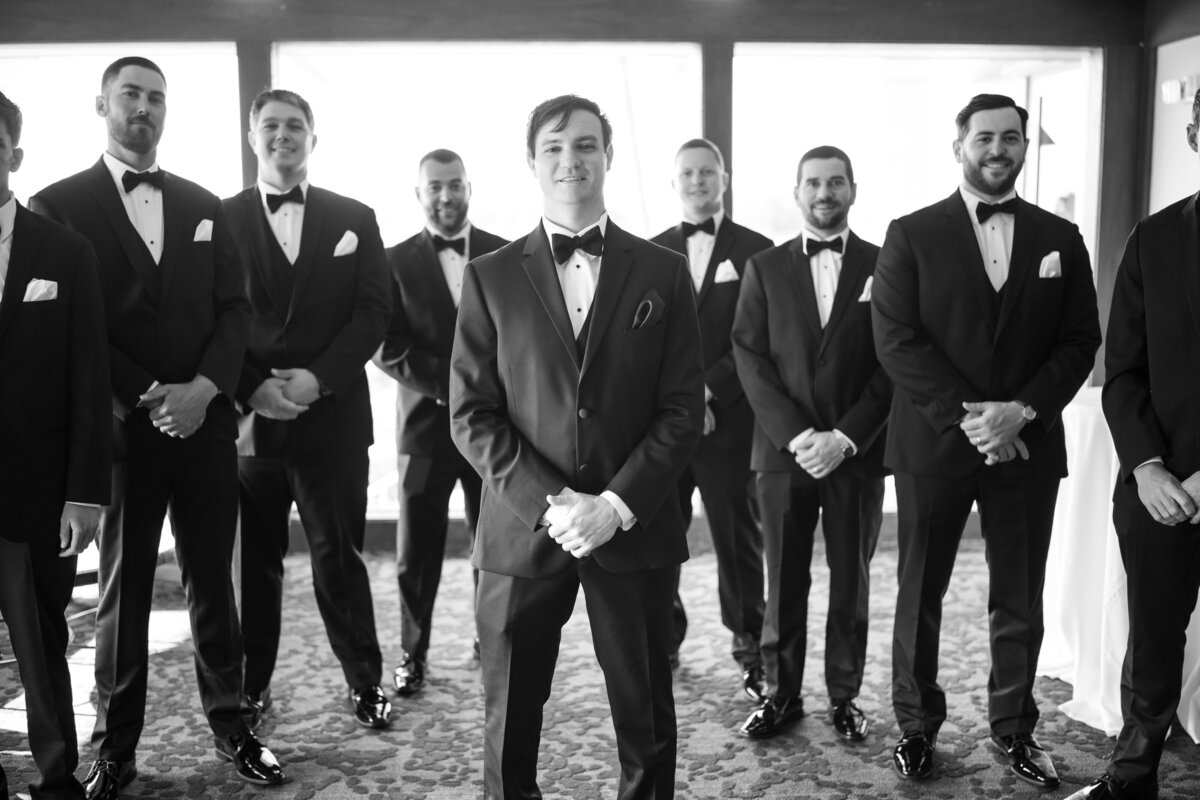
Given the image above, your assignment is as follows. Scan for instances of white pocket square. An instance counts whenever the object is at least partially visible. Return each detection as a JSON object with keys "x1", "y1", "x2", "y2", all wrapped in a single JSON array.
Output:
[
  {"x1": 193, "y1": 219, "x2": 213, "y2": 242},
  {"x1": 857, "y1": 275, "x2": 873, "y2": 302},
  {"x1": 333, "y1": 230, "x2": 359, "y2": 257},
  {"x1": 713, "y1": 259, "x2": 739, "y2": 284},
  {"x1": 1038, "y1": 251, "x2": 1061, "y2": 278},
  {"x1": 23, "y1": 278, "x2": 58, "y2": 302}
]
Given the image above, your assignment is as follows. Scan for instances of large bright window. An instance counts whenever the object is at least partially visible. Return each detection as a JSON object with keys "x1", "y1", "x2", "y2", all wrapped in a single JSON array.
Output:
[{"x1": 0, "y1": 44, "x2": 243, "y2": 203}]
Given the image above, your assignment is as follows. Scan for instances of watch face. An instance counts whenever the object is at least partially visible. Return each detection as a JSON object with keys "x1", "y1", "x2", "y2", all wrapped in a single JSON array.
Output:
[{"x1": 1023, "y1": 406, "x2": 1036, "y2": 420}]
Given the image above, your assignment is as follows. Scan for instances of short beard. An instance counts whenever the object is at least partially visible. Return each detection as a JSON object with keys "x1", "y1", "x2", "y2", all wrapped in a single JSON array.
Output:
[
  {"x1": 109, "y1": 118, "x2": 158, "y2": 155},
  {"x1": 963, "y1": 159, "x2": 1021, "y2": 198},
  {"x1": 803, "y1": 205, "x2": 847, "y2": 232}
]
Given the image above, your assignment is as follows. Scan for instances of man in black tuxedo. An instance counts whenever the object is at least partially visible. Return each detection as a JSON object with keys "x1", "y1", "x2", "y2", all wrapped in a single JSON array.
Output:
[
  {"x1": 650, "y1": 138, "x2": 771, "y2": 696},
  {"x1": 0, "y1": 90, "x2": 110, "y2": 800},
  {"x1": 223, "y1": 89, "x2": 393, "y2": 729},
  {"x1": 732, "y1": 146, "x2": 891, "y2": 742},
  {"x1": 450, "y1": 95, "x2": 704, "y2": 800},
  {"x1": 29, "y1": 57, "x2": 284, "y2": 797},
  {"x1": 376, "y1": 149, "x2": 508, "y2": 695},
  {"x1": 1071, "y1": 88, "x2": 1200, "y2": 800},
  {"x1": 871, "y1": 94, "x2": 1100, "y2": 787}
]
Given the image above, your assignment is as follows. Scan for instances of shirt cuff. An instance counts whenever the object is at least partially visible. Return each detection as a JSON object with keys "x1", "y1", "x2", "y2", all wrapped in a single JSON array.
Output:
[
  {"x1": 66, "y1": 501, "x2": 102, "y2": 509},
  {"x1": 1134, "y1": 457, "x2": 1164, "y2": 472},
  {"x1": 833, "y1": 429, "x2": 858, "y2": 456},
  {"x1": 600, "y1": 490, "x2": 637, "y2": 531},
  {"x1": 787, "y1": 428, "x2": 815, "y2": 454}
]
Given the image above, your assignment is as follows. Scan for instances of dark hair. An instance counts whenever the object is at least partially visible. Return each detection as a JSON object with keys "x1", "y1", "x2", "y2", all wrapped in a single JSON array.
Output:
[
  {"x1": 797, "y1": 145, "x2": 854, "y2": 185},
  {"x1": 249, "y1": 88, "x2": 314, "y2": 130},
  {"x1": 526, "y1": 94, "x2": 612, "y2": 157},
  {"x1": 1192, "y1": 88, "x2": 1200, "y2": 129},
  {"x1": 955, "y1": 93, "x2": 1028, "y2": 140},
  {"x1": 419, "y1": 148, "x2": 464, "y2": 170},
  {"x1": 676, "y1": 138, "x2": 725, "y2": 170},
  {"x1": 101, "y1": 56, "x2": 166, "y2": 93},
  {"x1": 0, "y1": 90, "x2": 22, "y2": 147}
]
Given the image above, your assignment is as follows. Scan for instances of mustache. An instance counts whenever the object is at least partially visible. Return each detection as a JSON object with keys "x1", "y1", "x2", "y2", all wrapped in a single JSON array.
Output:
[{"x1": 126, "y1": 114, "x2": 156, "y2": 129}]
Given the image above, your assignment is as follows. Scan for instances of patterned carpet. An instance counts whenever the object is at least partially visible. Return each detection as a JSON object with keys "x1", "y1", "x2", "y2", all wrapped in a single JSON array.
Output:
[{"x1": 2, "y1": 526, "x2": 1199, "y2": 799}]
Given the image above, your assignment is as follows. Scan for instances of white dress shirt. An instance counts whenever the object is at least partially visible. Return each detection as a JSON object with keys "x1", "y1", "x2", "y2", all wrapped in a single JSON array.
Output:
[
  {"x1": 959, "y1": 185, "x2": 1017, "y2": 291},
  {"x1": 103, "y1": 152, "x2": 164, "y2": 265},
  {"x1": 426, "y1": 222, "x2": 471, "y2": 307},
  {"x1": 0, "y1": 194, "x2": 15, "y2": 300},
  {"x1": 684, "y1": 210, "x2": 723, "y2": 292},
  {"x1": 801, "y1": 227, "x2": 848, "y2": 328},
  {"x1": 258, "y1": 179, "x2": 309, "y2": 265}
]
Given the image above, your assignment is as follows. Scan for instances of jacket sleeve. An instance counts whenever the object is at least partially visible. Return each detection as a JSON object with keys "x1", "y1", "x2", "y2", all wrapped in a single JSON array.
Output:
[
  {"x1": 196, "y1": 202, "x2": 250, "y2": 399},
  {"x1": 65, "y1": 239, "x2": 114, "y2": 505},
  {"x1": 376, "y1": 250, "x2": 447, "y2": 402}
]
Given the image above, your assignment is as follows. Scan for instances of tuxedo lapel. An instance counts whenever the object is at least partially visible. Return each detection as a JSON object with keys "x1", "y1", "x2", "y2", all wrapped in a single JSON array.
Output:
[
  {"x1": 579, "y1": 221, "x2": 633, "y2": 377},
  {"x1": 784, "y1": 238, "x2": 823, "y2": 338},
  {"x1": 422, "y1": 229, "x2": 458, "y2": 319},
  {"x1": 820, "y1": 232, "x2": 868, "y2": 352},
  {"x1": 944, "y1": 191, "x2": 997, "y2": 338},
  {"x1": 996, "y1": 198, "x2": 1038, "y2": 337},
  {"x1": 0, "y1": 206, "x2": 38, "y2": 343},
  {"x1": 1180, "y1": 193, "x2": 1200, "y2": 339},
  {"x1": 521, "y1": 225, "x2": 580, "y2": 369},
  {"x1": 85, "y1": 160, "x2": 159, "y2": 292},
  {"x1": 288, "y1": 186, "x2": 327, "y2": 322},
  {"x1": 696, "y1": 220, "x2": 734, "y2": 307},
  {"x1": 242, "y1": 189, "x2": 291, "y2": 319},
  {"x1": 156, "y1": 173, "x2": 187, "y2": 305}
]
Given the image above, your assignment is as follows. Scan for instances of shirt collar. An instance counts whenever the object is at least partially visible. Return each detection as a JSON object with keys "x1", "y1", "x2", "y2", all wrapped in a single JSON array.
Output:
[
  {"x1": 257, "y1": 178, "x2": 309, "y2": 213},
  {"x1": 801, "y1": 226, "x2": 848, "y2": 250},
  {"x1": 103, "y1": 151, "x2": 160, "y2": 190},
  {"x1": 425, "y1": 221, "x2": 472, "y2": 242},
  {"x1": 542, "y1": 213, "x2": 609, "y2": 249},
  {"x1": 685, "y1": 209, "x2": 724, "y2": 236},
  {"x1": 0, "y1": 194, "x2": 15, "y2": 244},
  {"x1": 959, "y1": 184, "x2": 1018, "y2": 219}
]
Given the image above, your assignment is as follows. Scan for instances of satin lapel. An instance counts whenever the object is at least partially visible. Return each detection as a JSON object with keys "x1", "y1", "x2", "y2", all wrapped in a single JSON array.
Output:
[
  {"x1": 580, "y1": 221, "x2": 633, "y2": 377},
  {"x1": 785, "y1": 238, "x2": 823, "y2": 338},
  {"x1": 996, "y1": 199, "x2": 1038, "y2": 337},
  {"x1": 1181, "y1": 193, "x2": 1200, "y2": 339},
  {"x1": 521, "y1": 225, "x2": 580, "y2": 369},
  {"x1": 287, "y1": 186, "x2": 326, "y2": 323},
  {"x1": 86, "y1": 161, "x2": 159, "y2": 291},
  {"x1": 156, "y1": 173, "x2": 187, "y2": 306},
  {"x1": 697, "y1": 221, "x2": 734, "y2": 308},
  {"x1": 0, "y1": 207, "x2": 39, "y2": 343},
  {"x1": 243, "y1": 190, "x2": 290, "y2": 319},
  {"x1": 819, "y1": 233, "x2": 868, "y2": 353},
  {"x1": 945, "y1": 191, "x2": 996, "y2": 338},
  {"x1": 427, "y1": 229, "x2": 458, "y2": 319}
]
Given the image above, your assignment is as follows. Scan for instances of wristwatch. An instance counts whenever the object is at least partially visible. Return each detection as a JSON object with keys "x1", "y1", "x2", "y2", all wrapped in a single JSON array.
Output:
[
  {"x1": 840, "y1": 441, "x2": 854, "y2": 458},
  {"x1": 1014, "y1": 400, "x2": 1037, "y2": 421}
]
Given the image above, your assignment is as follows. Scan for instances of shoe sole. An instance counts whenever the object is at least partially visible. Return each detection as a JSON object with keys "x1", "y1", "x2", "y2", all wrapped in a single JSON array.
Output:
[
  {"x1": 353, "y1": 715, "x2": 392, "y2": 729},
  {"x1": 738, "y1": 709, "x2": 805, "y2": 740},
  {"x1": 892, "y1": 760, "x2": 934, "y2": 781},
  {"x1": 986, "y1": 738, "x2": 1059, "y2": 790},
  {"x1": 214, "y1": 748, "x2": 285, "y2": 786}
]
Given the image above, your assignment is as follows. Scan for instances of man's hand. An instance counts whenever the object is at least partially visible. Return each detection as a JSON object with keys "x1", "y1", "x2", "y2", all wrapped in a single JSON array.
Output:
[
  {"x1": 248, "y1": 378, "x2": 311, "y2": 421},
  {"x1": 1135, "y1": 463, "x2": 1198, "y2": 526},
  {"x1": 272, "y1": 367, "x2": 322, "y2": 405},
  {"x1": 1181, "y1": 471, "x2": 1200, "y2": 524},
  {"x1": 544, "y1": 489, "x2": 621, "y2": 559},
  {"x1": 702, "y1": 405, "x2": 716, "y2": 436},
  {"x1": 59, "y1": 503, "x2": 102, "y2": 556},
  {"x1": 141, "y1": 375, "x2": 219, "y2": 438},
  {"x1": 961, "y1": 400, "x2": 1027, "y2": 451},
  {"x1": 983, "y1": 437, "x2": 1030, "y2": 466},
  {"x1": 794, "y1": 431, "x2": 844, "y2": 479}
]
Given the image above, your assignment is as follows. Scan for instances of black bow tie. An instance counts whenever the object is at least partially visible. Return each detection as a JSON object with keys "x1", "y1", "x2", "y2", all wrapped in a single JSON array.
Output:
[
  {"x1": 551, "y1": 226, "x2": 604, "y2": 265},
  {"x1": 975, "y1": 198, "x2": 1018, "y2": 223},
  {"x1": 432, "y1": 235, "x2": 465, "y2": 255},
  {"x1": 122, "y1": 169, "x2": 164, "y2": 193},
  {"x1": 806, "y1": 237, "x2": 844, "y2": 256},
  {"x1": 265, "y1": 185, "x2": 305, "y2": 214},
  {"x1": 682, "y1": 218, "x2": 715, "y2": 239}
]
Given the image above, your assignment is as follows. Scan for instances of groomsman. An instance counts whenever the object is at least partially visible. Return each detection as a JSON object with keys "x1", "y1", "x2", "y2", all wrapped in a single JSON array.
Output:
[
  {"x1": 223, "y1": 89, "x2": 393, "y2": 729},
  {"x1": 651, "y1": 138, "x2": 772, "y2": 696},
  {"x1": 871, "y1": 94, "x2": 1100, "y2": 786},
  {"x1": 376, "y1": 149, "x2": 508, "y2": 694},
  {"x1": 450, "y1": 94, "x2": 704, "y2": 799},
  {"x1": 30, "y1": 57, "x2": 284, "y2": 797},
  {"x1": 732, "y1": 146, "x2": 891, "y2": 741},
  {"x1": 1073, "y1": 88, "x2": 1200, "y2": 800},
  {"x1": 0, "y1": 90, "x2": 111, "y2": 800}
]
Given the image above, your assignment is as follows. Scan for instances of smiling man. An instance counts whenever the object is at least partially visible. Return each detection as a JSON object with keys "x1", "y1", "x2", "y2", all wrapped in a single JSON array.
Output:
[
  {"x1": 871, "y1": 93, "x2": 1100, "y2": 786},
  {"x1": 222, "y1": 89, "x2": 393, "y2": 731},
  {"x1": 449, "y1": 94, "x2": 704, "y2": 799}
]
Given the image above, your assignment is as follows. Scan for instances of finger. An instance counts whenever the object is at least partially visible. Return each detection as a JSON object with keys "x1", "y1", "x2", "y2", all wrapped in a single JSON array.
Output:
[
  {"x1": 271, "y1": 368, "x2": 296, "y2": 379},
  {"x1": 59, "y1": 518, "x2": 72, "y2": 551},
  {"x1": 962, "y1": 401, "x2": 985, "y2": 413},
  {"x1": 1014, "y1": 439, "x2": 1030, "y2": 460}
]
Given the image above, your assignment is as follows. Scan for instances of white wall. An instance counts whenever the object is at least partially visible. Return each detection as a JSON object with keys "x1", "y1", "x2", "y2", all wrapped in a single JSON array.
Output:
[{"x1": 1150, "y1": 34, "x2": 1200, "y2": 213}]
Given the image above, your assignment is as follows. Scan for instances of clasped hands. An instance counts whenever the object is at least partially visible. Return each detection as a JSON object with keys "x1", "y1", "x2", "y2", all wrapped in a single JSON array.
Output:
[
  {"x1": 791, "y1": 429, "x2": 845, "y2": 480},
  {"x1": 248, "y1": 368, "x2": 322, "y2": 421},
  {"x1": 138, "y1": 375, "x2": 219, "y2": 438},
  {"x1": 960, "y1": 401, "x2": 1029, "y2": 466},
  {"x1": 543, "y1": 488, "x2": 620, "y2": 559},
  {"x1": 1133, "y1": 463, "x2": 1200, "y2": 527}
]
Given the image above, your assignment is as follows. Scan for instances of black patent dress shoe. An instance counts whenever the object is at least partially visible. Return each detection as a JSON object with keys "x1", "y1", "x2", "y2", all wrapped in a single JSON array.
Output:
[
  {"x1": 1065, "y1": 774, "x2": 1139, "y2": 800},
  {"x1": 215, "y1": 729, "x2": 284, "y2": 785},
  {"x1": 241, "y1": 687, "x2": 272, "y2": 731},
  {"x1": 830, "y1": 699, "x2": 870, "y2": 742},
  {"x1": 741, "y1": 664, "x2": 766, "y2": 703},
  {"x1": 892, "y1": 730, "x2": 935, "y2": 780},
  {"x1": 990, "y1": 733, "x2": 1059, "y2": 789},
  {"x1": 739, "y1": 695, "x2": 805, "y2": 739},
  {"x1": 349, "y1": 685, "x2": 392, "y2": 728},
  {"x1": 83, "y1": 758, "x2": 137, "y2": 800},
  {"x1": 393, "y1": 653, "x2": 425, "y2": 696}
]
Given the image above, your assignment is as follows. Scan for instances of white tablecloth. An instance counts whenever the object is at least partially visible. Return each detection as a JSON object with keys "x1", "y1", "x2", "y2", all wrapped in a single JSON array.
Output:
[{"x1": 1039, "y1": 386, "x2": 1200, "y2": 742}]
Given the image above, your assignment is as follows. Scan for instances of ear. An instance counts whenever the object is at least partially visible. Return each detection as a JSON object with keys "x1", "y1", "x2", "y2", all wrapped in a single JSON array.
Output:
[
  {"x1": 95, "y1": 95, "x2": 108, "y2": 118},
  {"x1": 848, "y1": 181, "x2": 857, "y2": 206},
  {"x1": 605, "y1": 143, "x2": 614, "y2": 172},
  {"x1": 310, "y1": 133, "x2": 318, "y2": 153},
  {"x1": 246, "y1": 129, "x2": 255, "y2": 150},
  {"x1": 10, "y1": 146, "x2": 23, "y2": 173},
  {"x1": 952, "y1": 138, "x2": 963, "y2": 164},
  {"x1": 1188, "y1": 122, "x2": 1198, "y2": 154},
  {"x1": 527, "y1": 152, "x2": 536, "y2": 175},
  {"x1": 792, "y1": 185, "x2": 803, "y2": 208}
]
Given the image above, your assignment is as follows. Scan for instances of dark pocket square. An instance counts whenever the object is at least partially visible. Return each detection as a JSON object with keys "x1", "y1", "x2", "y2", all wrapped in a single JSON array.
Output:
[{"x1": 631, "y1": 289, "x2": 666, "y2": 330}]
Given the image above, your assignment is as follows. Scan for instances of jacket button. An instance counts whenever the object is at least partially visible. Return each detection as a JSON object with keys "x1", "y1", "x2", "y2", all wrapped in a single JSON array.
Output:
[
  {"x1": 579, "y1": 464, "x2": 589, "y2": 472},
  {"x1": 578, "y1": 408, "x2": 590, "y2": 419}
]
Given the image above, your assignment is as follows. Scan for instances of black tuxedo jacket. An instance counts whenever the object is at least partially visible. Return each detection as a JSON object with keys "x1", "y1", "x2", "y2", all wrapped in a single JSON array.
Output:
[
  {"x1": 450, "y1": 220, "x2": 705, "y2": 578},
  {"x1": 30, "y1": 160, "x2": 249, "y2": 458},
  {"x1": 871, "y1": 190, "x2": 1101, "y2": 479},
  {"x1": 732, "y1": 232, "x2": 891, "y2": 477},
  {"x1": 0, "y1": 204, "x2": 112, "y2": 541},
  {"x1": 378, "y1": 225, "x2": 508, "y2": 456},
  {"x1": 1103, "y1": 192, "x2": 1200, "y2": 525},
  {"x1": 222, "y1": 186, "x2": 392, "y2": 456},
  {"x1": 650, "y1": 217, "x2": 772, "y2": 407}
]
